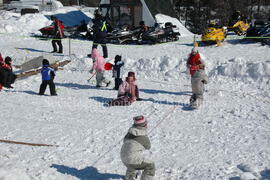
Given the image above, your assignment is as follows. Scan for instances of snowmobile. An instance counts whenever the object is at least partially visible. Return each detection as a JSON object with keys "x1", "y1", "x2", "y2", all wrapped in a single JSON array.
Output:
[
  {"x1": 201, "y1": 24, "x2": 227, "y2": 45},
  {"x1": 141, "y1": 22, "x2": 180, "y2": 44},
  {"x1": 106, "y1": 26, "x2": 141, "y2": 44},
  {"x1": 227, "y1": 11, "x2": 250, "y2": 36},
  {"x1": 39, "y1": 22, "x2": 88, "y2": 38},
  {"x1": 227, "y1": 20, "x2": 250, "y2": 36},
  {"x1": 246, "y1": 21, "x2": 270, "y2": 45}
]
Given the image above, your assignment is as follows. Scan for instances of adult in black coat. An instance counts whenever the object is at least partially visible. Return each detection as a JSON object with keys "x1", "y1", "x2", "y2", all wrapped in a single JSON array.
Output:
[{"x1": 91, "y1": 10, "x2": 109, "y2": 58}]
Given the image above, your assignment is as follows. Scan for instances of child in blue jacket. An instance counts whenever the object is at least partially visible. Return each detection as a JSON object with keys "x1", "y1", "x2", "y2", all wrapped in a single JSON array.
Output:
[
  {"x1": 39, "y1": 59, "x2": 57, "y2": 96},
  {"x1": 112, "y1": 55, "x2": 124, "y2": 90}
]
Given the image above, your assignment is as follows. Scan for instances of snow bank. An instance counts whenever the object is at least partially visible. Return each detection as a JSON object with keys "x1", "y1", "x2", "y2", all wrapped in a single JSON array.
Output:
[
  {"x1": 210, "y1": 58, "x2": 270, "y2": 81},
  {"x1": 124, "y1": 56, "x2": 188, "y2": 81},
  {"x1": 155, "y1": 14, "x2": 194, "y2": 37},
  {"x1": 0, "y1": 11, "x2": 50, "y2": 34}
]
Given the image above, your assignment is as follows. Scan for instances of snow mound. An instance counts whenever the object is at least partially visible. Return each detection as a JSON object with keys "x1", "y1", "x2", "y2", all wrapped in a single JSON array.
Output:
[
  {"x1": 0, "y1": 12, "x2": 50, "y2": 34},
  {"x1": 65, "y1": 55, "x2": 92, "y2": 72},
  {"x1": 125, "y1": 56, "x2": 188, "y2": 81},
  {"x1": 155, "y1": 14, "x2": 194, "y2": 37},
  {"x1": 210, "y1": 58, "x2": 270, "y2": 81}
]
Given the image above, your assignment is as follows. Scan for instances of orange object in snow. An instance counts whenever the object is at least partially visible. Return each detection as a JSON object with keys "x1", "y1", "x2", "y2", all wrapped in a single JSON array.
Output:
[{"x1": 104, "y1": 62, "x2": 113, "y2": 71}]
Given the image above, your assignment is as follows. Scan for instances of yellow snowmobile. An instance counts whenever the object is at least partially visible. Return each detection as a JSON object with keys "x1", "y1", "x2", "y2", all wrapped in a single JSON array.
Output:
[
  {"x1": 228, "y1": 20, "x2": 250, "y2": 35},
  {"x1": 201, "y1": 24, "x2": 226, "y2": 45},
  {"x1": 228, "y1": 11, "x2": 250, "y2": 35}
]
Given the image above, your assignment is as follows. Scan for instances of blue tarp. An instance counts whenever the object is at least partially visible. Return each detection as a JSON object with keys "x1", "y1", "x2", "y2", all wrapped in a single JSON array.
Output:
[{"x1": 46, "y1": 10, "x2": 92, "y2": 27}]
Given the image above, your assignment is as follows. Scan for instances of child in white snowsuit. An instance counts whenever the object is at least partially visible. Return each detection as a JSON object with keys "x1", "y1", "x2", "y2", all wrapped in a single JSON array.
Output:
[
  {"x1": 187, "y1": 47, "x2": 208, "y2": 108},
  {"x1": 121, "y1": 116, "x2": 155, "y2": 180},
  {"x1": 191, "y1": 69, "x2": 208, "y2": 107},
  {"x1": 90, "y1": 48, "x2": 111, "y2": 88}
]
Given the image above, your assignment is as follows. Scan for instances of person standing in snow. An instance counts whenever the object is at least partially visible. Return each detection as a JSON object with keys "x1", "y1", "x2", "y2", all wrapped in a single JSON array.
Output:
[
  {"x1": 0, "y1": 56, "x2": 17, "y2": 90},
  {"x1": 121, "y1": 115, "x2": 155, "y2": 180},
  {"x1": 112, "y1": 55, "x2": 124, "y2": 90},
  {"x1": 90, "y1": 48, "x2": 111, "y2": 88},
  {"x1": 39, "y1": 59, "x2": 57, "y2": 96},
  {"x1": 91, "y1": 9, "x2": 109, "y2": 58},
  {"x1": 51, "y1": 16, "x2": 64, "y2": 54},
  {"x1": 186, "y1": 47, "x2": 208, "y2": 108}
]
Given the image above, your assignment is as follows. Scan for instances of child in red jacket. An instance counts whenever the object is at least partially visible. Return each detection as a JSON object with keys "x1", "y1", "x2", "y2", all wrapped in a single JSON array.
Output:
[
  {"x1": 187, "y1": 47, "x2": 208, "y2": 108},
  {"x1": 0, "y1": 56, "x2": 16, "y2": 90}
]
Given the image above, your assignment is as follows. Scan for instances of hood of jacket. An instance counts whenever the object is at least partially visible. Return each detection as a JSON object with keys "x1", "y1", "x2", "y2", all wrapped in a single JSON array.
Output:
[{"x1": 128, "y1": 126, "x2": 147, "y2": 137}]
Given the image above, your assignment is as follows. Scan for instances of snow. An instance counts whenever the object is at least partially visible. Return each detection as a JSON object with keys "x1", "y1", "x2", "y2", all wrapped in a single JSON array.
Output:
[
  {"x1": 0, "y1": 8, "x2": 270, "y2": 180},
  {"x1": 155, "y1": 14, "x2": 194, "y2": 37}
]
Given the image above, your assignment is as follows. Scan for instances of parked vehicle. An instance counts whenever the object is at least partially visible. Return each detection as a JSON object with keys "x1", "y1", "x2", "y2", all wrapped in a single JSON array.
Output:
[
  {"x1": 246, "y1": 21, "x2": 270, "y2": 45},
  {"x1": 141, "y1": 22, "x2": 180, "y2": 44},
  {"x1": 201, "y1": 23, "x2": 227, "y2": 45}
]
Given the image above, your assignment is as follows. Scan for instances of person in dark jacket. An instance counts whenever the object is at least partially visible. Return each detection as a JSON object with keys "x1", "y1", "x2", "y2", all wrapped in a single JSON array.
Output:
[
  {"x1": 39, "y1": 59, "x2": 57, "y2": 96},
  {"x1": 91, "y1": 9, "x2": 109, "y2": 58},
  {"x1": 51, "y1": 16, "x2": 64, "y2": 54},
  {"x1": 112, "y1": 55, "x2": 124, "y2": 90},
  {"x1": 0, "y1": 56, "x2": 17, "y2": 90},
  {"x1": 120, "y1": 116, "x2": 155, "y2": 180}
]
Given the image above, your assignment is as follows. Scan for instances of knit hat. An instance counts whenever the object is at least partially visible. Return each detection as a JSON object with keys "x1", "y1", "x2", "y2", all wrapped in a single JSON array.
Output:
[
  {"x1": 115, "y1": 55, "x2": 121, "y2": 62},
  {"x1": 191, "y1": 47, "x2": 198, "y2": 53},
  {"x1": 133, "y1": 115, "x2": 147, "y2": 127},
  {"x1": 42, "y1": 59, "x2": 50, "y2": 66},
  {"x1": 4, "y1": 56, "x2": 12, "y2": 64},
  {"x1": 128, "y1": 71, "x2": 135, "y2": 78}
]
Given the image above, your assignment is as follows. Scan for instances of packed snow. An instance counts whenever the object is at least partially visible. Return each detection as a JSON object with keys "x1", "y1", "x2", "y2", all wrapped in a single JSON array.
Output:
[{"x1": 0, "y1": 7, "x2": 270, "y2": 180}]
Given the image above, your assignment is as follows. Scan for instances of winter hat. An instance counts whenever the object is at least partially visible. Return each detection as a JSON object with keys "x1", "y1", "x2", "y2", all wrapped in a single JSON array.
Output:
[
  {"x1": 115, "y1": 55, "x2": 121, "y2": 62},
  {"x1": 191, "y1": 47, "x2": 198, "y2": 53},
  {"x1": 127, "y1": 71, "x2": 135, "y2": 78},
  {"x1": 4, "y1": 56, "x2": 12, "y2": 64},
  {"x1": 51, "y1": 15, "x2": 56, "y2": 20},
  {"x1": 133, "y1": 115, "x2": 147, "y2": 127},
  {"x1": 42, "y1": 59, "x2": 50, "y2": 66}
]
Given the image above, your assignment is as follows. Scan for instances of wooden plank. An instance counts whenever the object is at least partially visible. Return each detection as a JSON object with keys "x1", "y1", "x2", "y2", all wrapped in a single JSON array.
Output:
[
  {"x1": 0, "y1": 139, "x2": 58, "y2": 147},
  {"x1": 16, "y1": 60, "x2": 71, "y2": 79}
]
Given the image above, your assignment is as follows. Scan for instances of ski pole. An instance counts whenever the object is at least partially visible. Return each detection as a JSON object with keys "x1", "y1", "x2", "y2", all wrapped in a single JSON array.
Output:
[{"x1": 87, "y1": 72, "x2": 97, "y2": 82}]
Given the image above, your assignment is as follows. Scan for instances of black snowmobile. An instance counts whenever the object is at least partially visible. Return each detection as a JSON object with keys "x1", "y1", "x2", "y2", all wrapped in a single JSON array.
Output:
[
  {"x1": 246, "y1": 21, "x2": 270, "y2": 45},
  {"x1": 141, "y1": 22, "x2": 180, "y2": 44},
  {"x1": 106, "y1": 26, "x2": 141, "y2": 44}
]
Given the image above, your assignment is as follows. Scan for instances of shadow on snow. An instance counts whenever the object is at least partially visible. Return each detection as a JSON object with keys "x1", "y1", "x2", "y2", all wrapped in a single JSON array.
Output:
[{"x1": 51, "y1": 164, "x2": 124, "y2": 180}]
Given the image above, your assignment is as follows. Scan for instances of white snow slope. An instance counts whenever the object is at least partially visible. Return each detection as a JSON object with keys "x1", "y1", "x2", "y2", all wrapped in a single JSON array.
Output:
[{"x1": 0, "y1": 9, "x2": 270, "y2": 180}]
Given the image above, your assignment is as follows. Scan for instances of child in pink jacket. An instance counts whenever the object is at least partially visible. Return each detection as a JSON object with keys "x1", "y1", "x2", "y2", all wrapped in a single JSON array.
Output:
[
  {"x1": 90, "y1": 48, "x2": 111, "y2": 88},
  {"x1": 118, "y1": 72, "x2": 140, "y2": 102}
]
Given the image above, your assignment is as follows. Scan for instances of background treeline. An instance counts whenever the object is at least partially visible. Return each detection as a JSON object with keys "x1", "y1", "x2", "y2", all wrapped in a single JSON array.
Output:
[{"x1": 171, "y1": 0, "x2": 270, "y2": 34}]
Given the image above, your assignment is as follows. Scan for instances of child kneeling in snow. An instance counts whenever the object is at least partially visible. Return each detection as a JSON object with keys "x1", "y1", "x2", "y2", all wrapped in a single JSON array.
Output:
[
  {"x1": 108, "y1": 72, "x2": 140, "y2": 106},
  {"x1": 121, "y1": 116, "x2": 155, "y2": 180},
  {"x1": 187, "y1": 47, "x2": 208, "y2": 108},
  {"x1": 90, "y1": 48, "x2": 111, "y2": 88},
  {"x1": 39, "y1": 59, "x2": 57, "y2": 96},
  {"x1": 0, "y1": 55, "x2": 17, "y2": 90}
]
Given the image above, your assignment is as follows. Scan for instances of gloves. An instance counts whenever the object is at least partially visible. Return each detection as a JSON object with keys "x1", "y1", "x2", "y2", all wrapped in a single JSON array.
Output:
[{"x1": 89, "y1": 69, "x2": 94, "y2": 74}]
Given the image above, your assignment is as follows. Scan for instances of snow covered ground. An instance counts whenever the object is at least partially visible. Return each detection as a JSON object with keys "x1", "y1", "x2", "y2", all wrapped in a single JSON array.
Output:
[{"x1": 0, "y1": 9, "x2": 270, "y2": 180}]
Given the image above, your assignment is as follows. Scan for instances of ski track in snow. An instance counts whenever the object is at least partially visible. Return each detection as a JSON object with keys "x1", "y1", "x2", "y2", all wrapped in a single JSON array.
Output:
[{"x1": 0, "y1": 31, "x2": 270, "y2": 180}]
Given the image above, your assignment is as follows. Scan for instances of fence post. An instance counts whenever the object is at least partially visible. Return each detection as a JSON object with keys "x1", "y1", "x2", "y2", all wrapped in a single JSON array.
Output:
[{"x1": 69, "y1": 38, "x2": 71, "y2": 57}]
